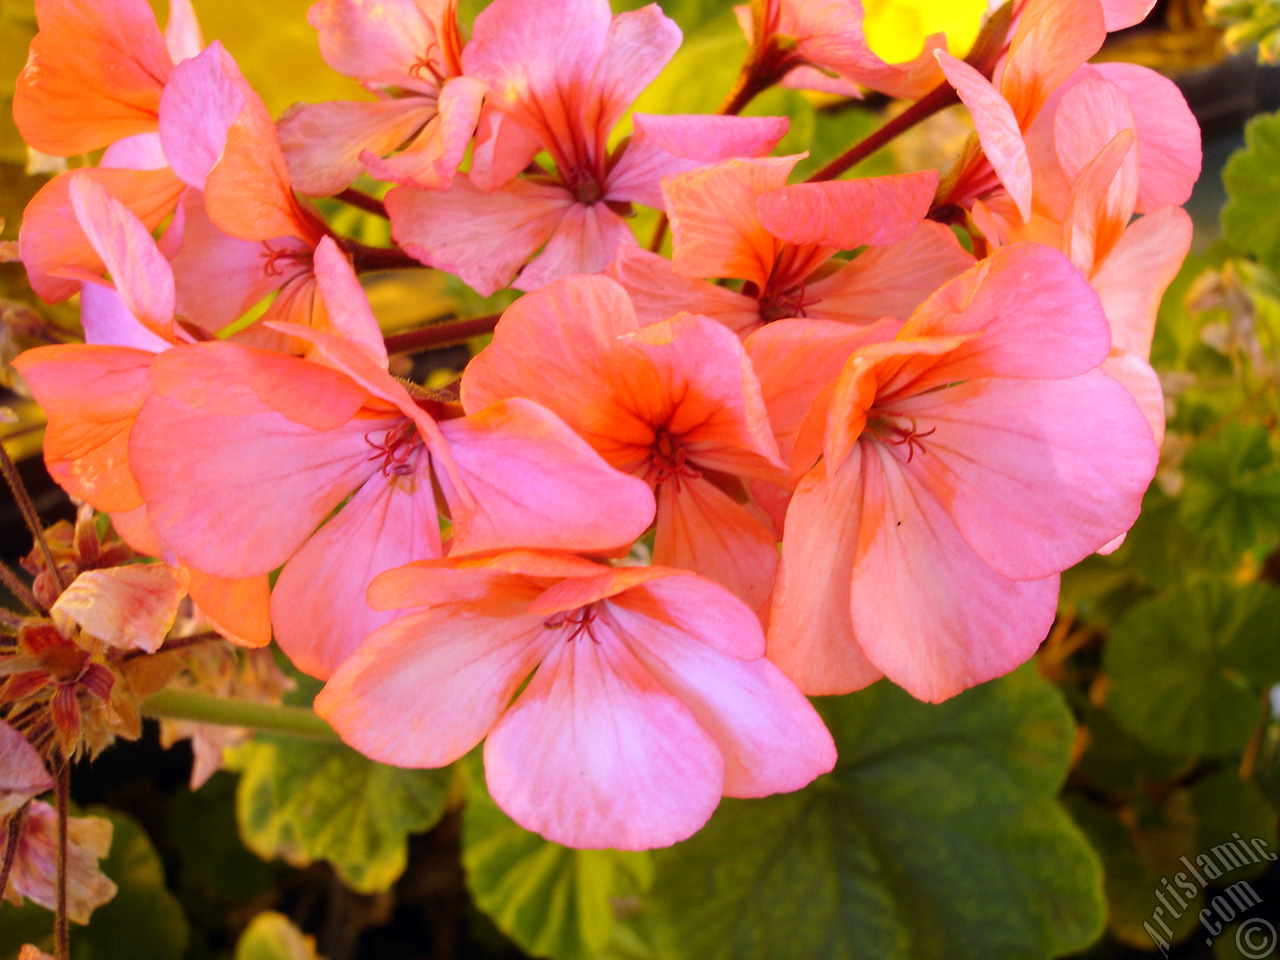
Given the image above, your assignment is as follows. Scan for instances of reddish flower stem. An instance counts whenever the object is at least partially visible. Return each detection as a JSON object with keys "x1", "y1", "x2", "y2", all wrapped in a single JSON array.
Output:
[
  {"x1": 0, "y1": 558, "x2": 42, "y2": 612},
  {"x1": 383, "y1": 314, "x2": 501, "y2": 354},
  {"x1": 54, "y1": 761, "x2": 69, "y2": 960},
  {"x1": 335, "y1": 188, "x2": 389, "y2": 219},
  {"x1": 120, "y1": 630, "x2": 225, "y2": 662},
  {"x1": 349, "y1": 242, "x2": 428, "y2": 273},
  {"x1": 0, "y1": 440, "x2": 67, "y2": 593},
  {"x1": 0, "y1": 800, "x2": 30, "y2": 899}
]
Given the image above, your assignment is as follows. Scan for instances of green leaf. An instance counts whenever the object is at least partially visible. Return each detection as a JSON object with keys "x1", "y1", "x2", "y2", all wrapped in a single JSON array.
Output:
[
  {"x1": 643, "y1": 669, "x2": 1105, "y2": 960},
  {"x1": 1105, "y1": 580, "x2": 1280, "y2": 756},
  {"x1": 1180, "y1": 424, "x2": 1280, "y2": 555},
  {"x1": 234, "y1": 913, "x2": 320, "y2": 960},
  {"x1": 1223, "y1": 110, "x2": 1280, "y2": 272},
  {"x1": 226, "y1": 735, "x2": 450, "y2": 894},
  {"x1": 168, "y1": 772, "x2": 277, "y2": 908},
  {"x1": 461, "y1": 758, "x2": 654, "y2": 960},
  {"x1": 76, "y1": 810, "x2": 190, "y2": 960},
  {"x1": 1191, "y1": 771, "x2": 1279, "y2": 883}
]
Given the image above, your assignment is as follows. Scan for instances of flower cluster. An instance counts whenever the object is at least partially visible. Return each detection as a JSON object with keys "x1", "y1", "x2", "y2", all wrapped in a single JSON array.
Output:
[{"x1": 10, "y1": 0, "x2": 1200, "y2": 849}]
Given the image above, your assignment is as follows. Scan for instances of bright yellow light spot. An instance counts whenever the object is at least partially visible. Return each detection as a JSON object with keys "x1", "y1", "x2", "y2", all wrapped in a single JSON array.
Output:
[{"x1": 862, "y1": 0, "x2": 989, "y2": 64}]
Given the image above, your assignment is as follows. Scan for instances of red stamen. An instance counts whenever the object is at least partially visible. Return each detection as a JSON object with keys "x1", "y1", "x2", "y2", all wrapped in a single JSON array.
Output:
[{"x1": 364, "y1": 421, "x2": 421, "y2": 476}]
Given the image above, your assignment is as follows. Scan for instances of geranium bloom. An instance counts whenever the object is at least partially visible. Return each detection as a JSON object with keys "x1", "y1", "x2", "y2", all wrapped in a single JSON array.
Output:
[
  {"x1": 15, "y1": 0, "x2": 205, "y2": 304},
  {"x1": 386, "y1": 0, "x2": 788, "y2": 294},
  {"x1": 462, "y1": 275, "x2": 788, "y2": 610},
  {"x1": 13, "y1": 178, "x2": 272, "y2": 645},
  {"x1": 733, "y1": 0, "x2": 946, "y2": 100},
  {"x1": 279, "y1": 0, "x2": 485, "y2": 194},
  {"x1": 127, "y1": 247, "x2": 655, "y2": 678},
  {"x1": 315, "y1": 551, "x2": 836, "y2": 849},
  {"x1": 609, "y1": 155, "x2": 972, "y2": 338},
  {"x1": 760, "y1": 243, "x2": 1158, "y2": 701}
]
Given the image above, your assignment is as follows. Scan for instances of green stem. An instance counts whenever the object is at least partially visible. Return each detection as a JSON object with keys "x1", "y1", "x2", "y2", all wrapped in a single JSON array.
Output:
[{"x1": 141, "y1": 689, "x2": 343, "y2": 743}]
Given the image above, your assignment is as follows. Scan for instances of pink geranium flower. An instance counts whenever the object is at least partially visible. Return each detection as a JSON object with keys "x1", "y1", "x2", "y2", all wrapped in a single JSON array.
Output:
[
  {"x1": 462, "y1": 275, "x2": 788, "y2": 610},
  {"x1": 127, "y1": 248, "x2": 655, "y2": 679},
  {"x1": 761, "y1": 243, "x2": 1158, "y2": 701},
  {"x1": 610, "y1": 155, "x2": 973, "y2": 338},
  {"x1": 279, "y1": 0, "x2": 485, "y2": 194},
  {"x1": 386, "y1": 0, "x2": 788, "y2": 294},
  {"x1": 315, "y1": 551, "x2": 836, "y2": 850}
]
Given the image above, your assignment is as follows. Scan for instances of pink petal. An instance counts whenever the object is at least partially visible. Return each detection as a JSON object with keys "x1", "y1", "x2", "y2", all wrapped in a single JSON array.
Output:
[
  {"x1": 664, "y1": 155, "x2": 801, "y2": 286},
  {"x1": 279, "y1": 98, "x2": 434, "y2": 196},
  {"x1": 1103, "y1": 349, "x2": 1165, "y2": 448},
  {"x1": 484, "y1": 633, "x2": 724, "y2": 849},
  {"x1": 12, "y1": 345, "x2": 154, "y2": 513},
  {"x1": 311, "y1": 237, "x2": 389, "y2": 368},
  {"x1": 13, "y1": 0, "x2": 171, "y2": 156},
  {"x1": 1000, "y1": 0, "x2": 1105, "y2": 128},
  {"x1": 368, "y1": 551, "x2": 609, "y2": 610},
  {"x1": 606, "y1": 113, "x2": 790, "y2": 210},
  {"x1": 0, "y1": 721, "x2": 53, "y2": 816},
  {"x1": 588, "y1": 5, "x2": 683, "y2": 136},
  {"x1": 606, "y1": 245, "x2": 761, "y2": 332},
  {"x1": 652, "y1": 475, "x2": 778, "y2": 612},
  {"x1": 804, "y1": 221, "x2": 975, "y2": 325},
  {"x1": 158, "y1": 43, "x2": 254, "y2": 191},
  {"x1": 101, "y1": 131, "x2": 169, "y2": 171},
  {"x1": 387, "y1": 177, "x2": 572, "y2": 296},
  {"x1": 67, "y1": 177, "x2": 175, "y2": 338},
  {"x1": 936, "y1": 51, "x2": 1032, "y2": 222},
  {"x1": 439, "y1": 398, "x2": 657, "y2": 556},
  {"x1": 6, "y1": 803, "x2": 117, "y2": 924},
  {"x1": 467, "y1": 105, "x2": 545, "y2": 192},
  {"x1": 315, "y1": 600, "x2": 553, "y2": 767},
  {"x1": 50, "y1": 564, "x2": 188, "y2": 654},
  {"x1": 164, "y1": 0, "x2": 205, "y2": 63},
  {"x1": 1091, "y1": 62, "x2": 1201, "y2": 213},
  {"x1": 848, "y1": 443, "x2": 1061, "y2": 702},
  {"x1": 1052, "y1": 76, "x2": 1137, "y2": 184},
  {"x1": 309, "y1": 0, "x2": 449, "y2": 88},
  {"x1": 756, "y1": 170, "x2": 939, "y2": 250},
  {"x1": 894, "y1": 372, "x2": 1157, "y2": 580},
  {"x1": 901, "y1": 242, "x2": 1112, "y2": 385},
  {"x1": 513, "y1": 202, "x2": 636, "y2": 291},
  {"x1": 359, "y1": 76, "x2": 485, "y2": 189},
  {"x1": 19, "y1": 167, "x2": 185, "y2": 304},
  {"x1": 185, "y1": 569, "x2": 272, "y2": 648},
  {"x1": 1062, "y1": 130, "x2": 1138, "y2": 272},
  {"x1": 1091, "y1": 206, "x2": 1192, "y2": 359},
  {"x1": 619, "y1": 601, "x2": 836, "y2": 797},
  {"x1": 78, "y1": 284, "x2": 172, "y2": 352},
  {"x1": 272, "y1": 467, "x2": 442, "y2": 679},
  {"x1": 1099, "y1": 0, "x2": 1155, "y2": 30}
]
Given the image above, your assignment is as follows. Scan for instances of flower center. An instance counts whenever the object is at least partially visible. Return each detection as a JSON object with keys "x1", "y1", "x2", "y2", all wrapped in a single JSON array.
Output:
[
  {"x1": 544, "y1": 604, "x2": 602, "y2": 643},
  {"x1": 645, "y1": 428, "x2": 700, "y2": 486},
  {"x1": 757, "y1": 281, "x2": 810, "y2": 323},
  {"x1": 365, "y1": 420, "x2": 422, "y2": 476},
  {"x1": 868, "y1": 414, "x2": 936, "y2": 463}
]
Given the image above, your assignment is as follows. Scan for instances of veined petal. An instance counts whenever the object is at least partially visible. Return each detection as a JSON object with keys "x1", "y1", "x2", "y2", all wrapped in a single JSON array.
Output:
[
  {"x1": 485, "y1": 633, "x2": 724, "y2": 849},
  {"x1": 893, "y1": 372, "x2": 1157, "y2": 580},
  {"x1": 1000, "y1": 0, "x2": 1105, "y2": 128},
  {"x1": 19, "y1": 167, "x2": 184, "y2": 304},
  {"x1": 664, "y1": 155, "x2": 801, "y2": 286},
  {"x1": 606, "y1": 245, "x2": 760, "y2": 332},
  {"x1": 387, "y1": 177, "x2": 571, "y2": 297},
  {"x1": 587, "y1": 5, "x2": 682, "y2": 136},
  {"x1": 310, "y1": 0, "x2": 449, "y2": 88},
  {"x1": 359, "y1": 76, "x2": 484, "y2": 190},
  {"x1": 13, "y1": 0, "x2": 171, "y2": 156},
  {"x1": 311, "y1": 237, "x2": 389, "y2": 368},
  {"x1": 315, "y1": 601, "x2": 553, "y2": 767},
  {"x1": 272, "y1": 466, "x2": 443, "y2": 680},
  {"x1": 848, "y1": 443, "x2": 1061, "y2": 702},
  {"x1": 439, "y1": 398, "x2": 656, "y2": 556},
  {"x1": 652, "y1": 475, "x2": 778, "y2": 612},
  {"x1": 279, "y1": 98, "x2": 434, "y2": 197},
  {"x1": 12, "y1": 345, "x2": 154, "y2": 513},
  {"x1": 936, "y1": 51, "x2": 1032, "y2": 222},
  {"x1": 620, "y1": 601, "x2": 835, "y2": 798},
  {"x1": 606, "y1": 114, "x2": 790, "y2": 210},
  {"x1": 756, "y1": 170, "x2": 938, "y2": 250},
  {"x1": 513, "y1": 202, "x2": 636, "y2": 291},
  {"x1": 768, "y1": 456, "x2": 885, "y2": 695}
]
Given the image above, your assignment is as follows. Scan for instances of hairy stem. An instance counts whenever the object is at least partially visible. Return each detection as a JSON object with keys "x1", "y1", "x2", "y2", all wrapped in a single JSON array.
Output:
[
  {"x1": 0, "y1": 441, "x2": 67, "y2": 593},
  {"x1": 55, "y1": 761, "x2": 69, "y2": 960},
  {"x1": 1, "y1": 800, "x2": 30, "y2": 901},
  {"x1": 335, "y1": 188, "x2": 389, "y2": 219},
  {"x1": 383, "y1": 314, "x2": 501, "y2": 354},
  {"x1": 141, "y1": 689, "x2": 343, "y2": 743}
]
